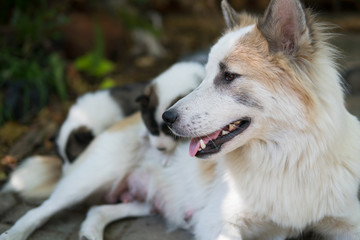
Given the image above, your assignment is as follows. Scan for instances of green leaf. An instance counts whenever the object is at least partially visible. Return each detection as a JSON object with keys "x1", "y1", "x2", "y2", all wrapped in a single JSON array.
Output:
[
  {"x1": 99, "y1": 77, "x2": 116, "y2": 89},
  {"x1": 94, "y1": 59, "x2": 115, "y2": 77},
  {"x1": 74, "y1": 52, "x2": 115, "y2": 77},
  {"x1": 73, "y1": 24, "x2": 115, "y2": 78},
  {"x1": 49, "y1": 53, "x2": 67, "y2": 101},
  {"x1": 0, "y1": 171, "x2": 6, "y2": 181}
]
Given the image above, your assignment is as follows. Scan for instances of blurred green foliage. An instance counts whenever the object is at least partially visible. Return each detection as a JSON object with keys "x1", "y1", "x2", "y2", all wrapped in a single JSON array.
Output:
[
  {"x1": 0, "y1": 50, "x2": 66, "y2": 123},
  {"x1": 99, "y1": 77, "x2": 117, "y2": 89},
  {"x1": 74, "y1": 25, "x2": 115, "y2": 78},
  {"x1": 0, "y1": 0, "x2": 161, "y2": 125},
  {"x1": 74, "y1": 24, "x2": 117, "y2": 91},
  {"x1": 0, "y1": 0, "x2": 68, "y2": 125}
]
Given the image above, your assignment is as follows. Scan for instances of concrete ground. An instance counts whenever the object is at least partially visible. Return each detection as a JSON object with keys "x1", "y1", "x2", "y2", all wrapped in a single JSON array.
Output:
[
  {"x1": 0, "y1": 33, "x2": 359, "y2": 240},
  {"x1": 0, "y1": 192, "x2": 192, "y2": 240}
]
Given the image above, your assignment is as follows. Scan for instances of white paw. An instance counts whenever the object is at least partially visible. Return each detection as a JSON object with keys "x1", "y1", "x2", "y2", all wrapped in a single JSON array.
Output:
[
  {"x1": 79, "y1": 231, "x2": 103, "y2": 240},
  {"x1": 0, "y1": 230, "x2": 26, "y2": 240},
  {"x1": 79, "y1": 222, "x2": 103, "y2": 240},
  {"x1": 0, "y1": 231, "x2": 23, "y2": 240},
  {"x1": 0, "y1": 231, "x2": 9, "y2": 240},
  {"x1": 79, "y1": 208, "x2": 105, "y2": 240}
]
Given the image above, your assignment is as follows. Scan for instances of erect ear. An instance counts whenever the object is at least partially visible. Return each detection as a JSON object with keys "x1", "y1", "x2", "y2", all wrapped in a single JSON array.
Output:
[
  {"x1": 221, "y1": 0, "x2": 239, "y2": 29},
  {"x1": 258, "y1": 0, "x2": 310, "y2": 56},
  {"x1": 135, "y1": 94, "x2": 150, "y2": 108}
]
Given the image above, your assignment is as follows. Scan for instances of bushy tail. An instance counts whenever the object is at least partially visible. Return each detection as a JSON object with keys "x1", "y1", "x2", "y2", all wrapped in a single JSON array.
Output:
[{"x1": 1, "y1": 155, "x2": 62, "y2": 200}]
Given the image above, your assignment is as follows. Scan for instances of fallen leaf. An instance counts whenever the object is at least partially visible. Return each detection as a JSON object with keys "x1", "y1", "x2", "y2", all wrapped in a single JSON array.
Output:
[{"x1": 0, "y1": 122, "x2": 28, "y2": 145}]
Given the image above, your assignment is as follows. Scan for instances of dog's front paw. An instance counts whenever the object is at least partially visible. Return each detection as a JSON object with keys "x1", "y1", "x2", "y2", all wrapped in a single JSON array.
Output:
[
  {"x1": 79, "y1": 232, "x2": 103, "y2": 240},
  {"x1": 80, "y1": 236, "x2": 93, "y2": 240},
  {"x1": 0, "y1": 231, "x2": 16, "y2": 240},
  {"x1": 0, "y1": 230, "x2": 26, "y2": 240},
  {"x1": 0, "y1": 231, "x2": 9, "y2": 240},
  {"x1": 79, "y1": 226, "x2": 103, "y2": 240}
]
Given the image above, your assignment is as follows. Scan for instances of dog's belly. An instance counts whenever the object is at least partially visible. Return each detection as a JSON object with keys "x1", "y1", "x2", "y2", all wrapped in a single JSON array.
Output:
[
  {"x1": 104, "y1": 141, "x2": 212, "y2": 231},
  {"x1": 105, "y1": 166, "x2": 186, "y2": 219},
  {"x1": 104, "y1": 169, "x2": 151, "y2": 204},
  {"x1": 126, "y1": 168, "x2": 194, "y2": 220},
  {"x1": 125, "y1": 168, "x2": 154, "y2": 204},
  {"x1": 125, "y1": 167, "x2": 201, "y2": 230}
]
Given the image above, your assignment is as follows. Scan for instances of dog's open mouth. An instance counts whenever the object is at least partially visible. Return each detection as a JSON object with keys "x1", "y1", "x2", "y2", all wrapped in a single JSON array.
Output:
[{"x1": 189, "y1": 118, "x2": 251, "y2": 158}]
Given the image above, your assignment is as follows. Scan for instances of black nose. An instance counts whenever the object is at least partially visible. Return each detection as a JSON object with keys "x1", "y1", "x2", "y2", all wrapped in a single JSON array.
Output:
[{"x1": 162, "y1": 110, "x2": 178, "y2": 126}]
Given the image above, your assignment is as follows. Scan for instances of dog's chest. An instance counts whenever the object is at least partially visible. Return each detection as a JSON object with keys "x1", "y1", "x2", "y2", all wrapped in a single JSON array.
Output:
[{"x1": 224, "y1": 161, "x2": 349, "y2": 230}]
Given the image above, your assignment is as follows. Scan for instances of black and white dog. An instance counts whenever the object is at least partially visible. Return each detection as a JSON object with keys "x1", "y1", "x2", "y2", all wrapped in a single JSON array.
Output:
[
  {"x1": 2, "y1": 83, "x2": 146, "y2": 199},
  {"x1": 3, "y1": 51, "x2": 208, "y2": 200},
  {"x1": 1, "y1": 61, "x2": 208, "y2": 240},
  {"x1": 56, "y1": 83, "x2": 146, "y2": 168}
]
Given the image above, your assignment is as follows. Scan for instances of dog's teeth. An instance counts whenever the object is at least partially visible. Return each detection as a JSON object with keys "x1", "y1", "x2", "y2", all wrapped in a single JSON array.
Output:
[
  {"x1": 234, "y1": 121, "x2": 241, "y2": 125},
  {"x1": 229, "y1": 124, "x2": 236, "y2": 131},
  {"x1": 200, "y1": 139, "x2": 206, "y2": 149},
  {"x1": 222, "y1": 130, "x2": 229, "y2": 136}
]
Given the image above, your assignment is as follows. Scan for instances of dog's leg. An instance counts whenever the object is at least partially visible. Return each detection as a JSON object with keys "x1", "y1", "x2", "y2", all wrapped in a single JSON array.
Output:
[
  {"x1": 263, "y1": 236, "x2": 287, "y2": 240},
  {"x1": 79, "y1": 202, "x2": 152, "y2": 240},
  {"x1": 315, "y1": 202, "x2": 360, "y2": 240},
  {"x1": 0, "y1": 192, "x2": 80, "y2": 240},
  {"x1": 216, "y1": 223, "x2": 290, "y2": 240},
  {"x1": 0, "y1": 129, "x2": 138, "y2": 240},
  {"x1": 0, "y1": 176, "x2": 103, "y2": 240},
  {"x1": 214, "y1": 223, "x2": 244, "y2": 240},
  {"x1": 0, "y1": 175, "x2": 115, "y2": 240},
  {"x1": 0, "y1": 157, "x2": 129, "y2": 240}
]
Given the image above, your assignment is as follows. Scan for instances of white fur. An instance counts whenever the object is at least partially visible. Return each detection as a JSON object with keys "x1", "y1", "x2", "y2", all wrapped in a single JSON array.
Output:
[
  {"x1": 0, "y1": 119, "x2": 144, "y2": 240},
  {"x1": 205, "y1": 25, "x2": 255, "y2": 80},
  {"x1": 0, "y1": 62, "x2": 215, "y2": 240},
  {"x1": 57, "y1": 90, "x2": 124, "y2": 167},
  {"x1": 2, "y1": 90, "x2": 127, "y2": 200},
  {"x1": 168, "y1": 10, "x2": 360, "y2": 240}
]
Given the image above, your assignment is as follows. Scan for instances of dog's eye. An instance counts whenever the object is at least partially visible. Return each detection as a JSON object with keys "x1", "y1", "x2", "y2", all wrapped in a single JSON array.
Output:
[{"x1": 224, "y1": 72, "x2": 238, "y2": 82}]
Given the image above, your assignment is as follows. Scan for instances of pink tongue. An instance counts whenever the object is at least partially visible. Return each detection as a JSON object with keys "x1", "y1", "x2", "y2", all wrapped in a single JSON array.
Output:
[
  {"x1": 189, "y1": 130, "x2": 221, "y2": 157},
  {"x1": 189, "y1": 138, "x2": 201, "y2": 157}
]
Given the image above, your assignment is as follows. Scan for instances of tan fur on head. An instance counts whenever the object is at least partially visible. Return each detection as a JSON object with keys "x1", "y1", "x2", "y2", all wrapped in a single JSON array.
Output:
[
  {"x1": 224, "y1": 28, "x2": 315, "y2": 117},
  {"x1": 222, "y1": 0, "x2": 342, "y2": 122}
]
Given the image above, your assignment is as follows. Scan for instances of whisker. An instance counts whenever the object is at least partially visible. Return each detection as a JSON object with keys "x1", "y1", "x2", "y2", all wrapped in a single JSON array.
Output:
[{"x1": 204, "y1": 128, "x2": 223, "y2": 149}]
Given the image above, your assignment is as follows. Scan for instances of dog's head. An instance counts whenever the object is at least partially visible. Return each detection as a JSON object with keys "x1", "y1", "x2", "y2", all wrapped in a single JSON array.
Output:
[
  {"x1": 137, "y1": 62, "x2": 205, "y2": 152},
  {"x1": 164, "y1": 0, "x2": 328, "y2": 159},
  {"x1": 56, "y1": 84, "x2": 145, "y2": 168}
]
